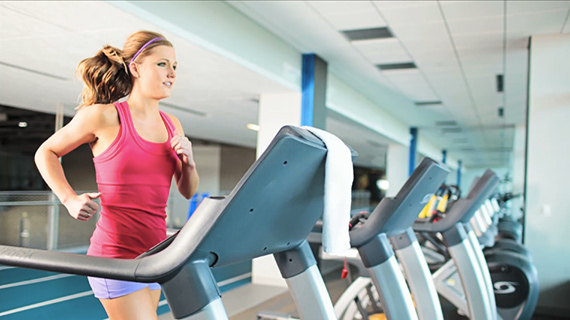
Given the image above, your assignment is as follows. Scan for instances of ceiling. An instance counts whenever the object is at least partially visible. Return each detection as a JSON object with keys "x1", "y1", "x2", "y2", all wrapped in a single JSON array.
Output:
[{"x1": 1, "y1": 1, "x2": 569, "y2": 170}]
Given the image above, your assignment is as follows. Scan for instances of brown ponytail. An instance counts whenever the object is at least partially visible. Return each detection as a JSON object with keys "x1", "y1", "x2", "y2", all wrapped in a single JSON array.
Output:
[{"x1": 76, "y1": 31, "x2": 172, "y2": 109}]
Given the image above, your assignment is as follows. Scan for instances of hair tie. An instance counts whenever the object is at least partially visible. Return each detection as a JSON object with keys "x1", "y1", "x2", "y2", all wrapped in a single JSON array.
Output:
[{"x1": 129, "y1": 37, "x2": 164, "y2": 68}]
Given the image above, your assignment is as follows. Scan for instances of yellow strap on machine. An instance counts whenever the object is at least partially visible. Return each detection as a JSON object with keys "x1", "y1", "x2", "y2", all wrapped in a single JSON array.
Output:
[
  {"x1": 436, "y1": 193, "x2": 449, "y2": 213},
  {"x1": 418, "y1": 195, "x2": 437, "y2": 218}
]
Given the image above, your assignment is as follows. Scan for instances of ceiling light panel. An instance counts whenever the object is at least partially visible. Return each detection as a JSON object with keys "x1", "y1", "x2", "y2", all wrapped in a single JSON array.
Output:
[
  {"x1": 352, "y1": 38, "x2": 411, "y2": 64},
  {"x1": 341, "y1": 27, "x2": 393, "y2": 42},
  {"x1": 377, "y1": 62, "x2": 416, "y2": 71},
  {"x1": 436, "y1": 120, "x2": 458, "y2": 126},
  {"x1": 416, "y1": 101, "x2": 443, "y2": 107}
]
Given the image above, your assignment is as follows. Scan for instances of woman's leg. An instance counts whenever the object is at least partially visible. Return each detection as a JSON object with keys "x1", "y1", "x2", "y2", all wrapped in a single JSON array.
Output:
[
  {"x1": 150, "y1": 288, "x2": 162, "y2": 310},
  {"x1": 100, "y1": 287, "x2": 159, "y2": 320}
]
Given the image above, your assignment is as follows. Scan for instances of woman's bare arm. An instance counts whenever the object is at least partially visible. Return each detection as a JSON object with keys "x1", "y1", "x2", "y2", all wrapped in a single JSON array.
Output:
[
  {"x1": 35, "y1": 105, "x2": 114, "y2": 220},
  {"x1": 168, "y1": 114, "x2": 199, "y2": 199}
]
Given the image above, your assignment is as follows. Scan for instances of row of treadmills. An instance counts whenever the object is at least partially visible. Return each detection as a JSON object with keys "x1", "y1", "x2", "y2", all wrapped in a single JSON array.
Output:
[{"x1": 0, "y1": 126, "x2": 539, "y2": 319}]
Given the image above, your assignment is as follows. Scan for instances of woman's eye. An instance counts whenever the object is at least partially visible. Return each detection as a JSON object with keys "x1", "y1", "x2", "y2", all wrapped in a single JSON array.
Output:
[
  {"x1": 158, "y1": 62, "x2": 166, "y2": 67},
  {"x1": 173, "y1": 65, "x2": 177, "y2": 71}
]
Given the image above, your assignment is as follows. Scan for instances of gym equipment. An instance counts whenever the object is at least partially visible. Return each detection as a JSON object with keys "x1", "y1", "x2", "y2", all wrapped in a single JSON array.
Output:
[
  {"x1": 260, "y1": 157, "x2": 449, "y2": 320},
  {"x1": 0, "y1": 126, "x2": 353, "y2": 320},
  {"x1": 484, "y1": 250, "x2": 539, "y2": 320},
  {"x1": 417, "y1": 178, "x2": 539, "y2": 320},
  {"x1": 497, "y1": 215, "x2": 523, "y2": 243},
  {"x1": 414, "y1": 169, "x2": 501, "y2": 320},
  {"x1": 345, "y1": 157, "x2": 449, "y2": 320}
]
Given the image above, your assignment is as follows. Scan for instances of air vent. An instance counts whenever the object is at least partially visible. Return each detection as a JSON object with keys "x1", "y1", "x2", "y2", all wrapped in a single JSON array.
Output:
[
  {"x1": 377, "y1": 62, "x2": 416, "y2": 71},
  {"x1": 341, "y1": 27, "x2": 393, "y2": 41},
  {"x1": 496, "y1": 74, "x2": 504, "y2": 92},
  {"x1": 159, "y1": 102, "x2": 207, "y2": 117},
  {"x1": 442, "y1": 127, "x2": 462, "y2": 133},
  {"x1": 0, "y1": 61, "x2": 68, "y2": 80},
  {"x1": 435, "y1": 120, "x2": 457, "y2": 126},
  {"x1": 415, "y1": 101, "x2": 442, "y2": 107}
]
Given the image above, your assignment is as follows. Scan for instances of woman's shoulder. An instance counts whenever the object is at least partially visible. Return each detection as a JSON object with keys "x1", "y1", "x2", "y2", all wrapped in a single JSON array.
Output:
[
  {"x1": 163, "y1": 111, "x2": 183, "y2": 129},
  {"x1": 75, "y1": 103, "x2": 119, "y2": 126}
]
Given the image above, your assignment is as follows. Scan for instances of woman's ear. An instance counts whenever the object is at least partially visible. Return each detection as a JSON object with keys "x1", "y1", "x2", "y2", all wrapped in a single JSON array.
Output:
[{"x1": 129, "y1": 63, "x2": 140, "y2": 78}]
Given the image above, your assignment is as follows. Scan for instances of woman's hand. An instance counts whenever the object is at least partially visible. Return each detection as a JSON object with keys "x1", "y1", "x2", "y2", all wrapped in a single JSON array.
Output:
[
  {"x1": 63, "y1": 192, "x2": 101, "y2": 221},
  {"x1": 171, "y1": 133, "x2": 196, "y2": 168}
]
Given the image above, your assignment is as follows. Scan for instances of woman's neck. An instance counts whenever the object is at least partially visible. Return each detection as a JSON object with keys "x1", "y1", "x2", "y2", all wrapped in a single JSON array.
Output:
[{"x1": 126, "y1": 95, "x2": 160, "y2": 118}]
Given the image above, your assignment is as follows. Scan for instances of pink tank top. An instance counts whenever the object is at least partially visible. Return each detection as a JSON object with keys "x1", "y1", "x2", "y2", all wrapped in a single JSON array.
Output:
[{"x1": 87, "y1": 101, "x2": 178, "y2": 259}]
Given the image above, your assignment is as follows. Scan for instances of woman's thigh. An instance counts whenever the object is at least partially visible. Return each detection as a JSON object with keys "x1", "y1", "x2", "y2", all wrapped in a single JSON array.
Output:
[{"x1": 100, "y1": 287, "x2": 159, "y2": 320}]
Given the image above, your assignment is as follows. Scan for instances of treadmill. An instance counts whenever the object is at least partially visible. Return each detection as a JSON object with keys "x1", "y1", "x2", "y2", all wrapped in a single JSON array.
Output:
[{"x1": 0, "y1": 126, "x2": 354, "y2": 320}]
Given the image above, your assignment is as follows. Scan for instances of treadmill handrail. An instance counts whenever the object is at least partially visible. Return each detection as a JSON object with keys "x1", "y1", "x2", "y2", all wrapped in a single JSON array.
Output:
[
  {"x1": 413, "y1": 169, "x2": 500, "y2": 233},
  {"x1": 350, "y1": 157, "x2": 449, "y2": 246},
  {"x1": 0, "y1": 126, "x2": 330, "y2": 283}
]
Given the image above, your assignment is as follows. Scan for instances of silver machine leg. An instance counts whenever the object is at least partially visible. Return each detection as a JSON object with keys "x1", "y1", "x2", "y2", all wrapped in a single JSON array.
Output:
[
  {"x1": 448, "y1": 237, "x2": 495, "y2": 320},
  {"x1": 368, "y1": 256, "x2": 419, "y2": 320},
  {"x1": 285, "y1": 264, "x2": 336, "y2": 320},
  {"x1": 393, "y1": 229, "x2": 444, "y2": 320},
  {"x1": 465, "y1": 225, "x2": 499, "y2": 319},
  {"x1": 275, "y1": 241, "x2": 336, "y2": 320}
]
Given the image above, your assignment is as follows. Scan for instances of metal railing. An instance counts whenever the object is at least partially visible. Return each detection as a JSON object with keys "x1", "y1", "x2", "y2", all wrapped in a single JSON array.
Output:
[{"x1": 0, "y1": 191, "x2": 98, "y2": 250}]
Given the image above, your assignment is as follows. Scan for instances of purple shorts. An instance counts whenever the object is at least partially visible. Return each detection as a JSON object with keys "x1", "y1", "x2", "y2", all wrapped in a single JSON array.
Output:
[{"x1": 88, "y1": 276, "x2": 161, "y2": 299}]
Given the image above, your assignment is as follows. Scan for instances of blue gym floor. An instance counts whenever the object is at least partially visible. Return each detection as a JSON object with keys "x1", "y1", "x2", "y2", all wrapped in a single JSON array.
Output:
[{"x1": 0, "y1": 262, "x2": 251, "y2": 319}]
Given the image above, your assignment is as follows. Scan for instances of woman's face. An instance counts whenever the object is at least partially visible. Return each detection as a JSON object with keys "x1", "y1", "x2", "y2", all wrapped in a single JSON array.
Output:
[{"x1": 134, "y1": 45, "x2": 177, "y2": 100}]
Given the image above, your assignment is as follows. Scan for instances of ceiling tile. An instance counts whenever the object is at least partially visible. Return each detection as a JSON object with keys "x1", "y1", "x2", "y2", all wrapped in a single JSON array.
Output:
[
  {"x1": 325, "y1": 11, "x2": 388, "y2": 30},
  {"x1": 382, "y1": 69, "x2": 439, "y2": 101},
  {"x1": 453, "y1": 33, "x2": 504, "y2": 50},
  {"x1": 388, "y1": 21, "x2": 451, "y2": 44},
  {"x1": 372, "y1": 1, "x2": 438, "y2": 11},
  {"x1": 440, "y1": 1, "x2": 503, "y2": 20},
  {"x1": 307, "y1": 1, "x2": 379, "y2": 15},
  {"x1": 506, "y1": 1, "x2": 570, "y2": 15},
  {"x1": 351, "y1": 38, "x2": 411, "y2": 64},
  {"x1": 374, "y1": 1, "x2": 443, "y2": 26},
  {"x1": 507, "y1": 9, "x2": 569, "y2": 35},
  {"x1": 446, "y1": 16, "x2": 504, "y2": 36}
]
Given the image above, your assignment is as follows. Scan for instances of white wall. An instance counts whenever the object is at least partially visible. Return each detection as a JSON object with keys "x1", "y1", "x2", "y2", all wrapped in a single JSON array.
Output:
[
  {"x1": 385, "y1": 143, "x2": 408, "y2": 197},
  {"x1": 256, "y1": 93, "x2": 302, "y2": 158},
  {"x1": 526, "y1": 33, "x2": 570, "y2": 315}
]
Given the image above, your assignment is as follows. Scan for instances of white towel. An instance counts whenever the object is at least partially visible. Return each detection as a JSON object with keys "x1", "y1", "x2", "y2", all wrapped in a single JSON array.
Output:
[{"x1": 303, "y1": 126, "x2": 353, "y2": 254}]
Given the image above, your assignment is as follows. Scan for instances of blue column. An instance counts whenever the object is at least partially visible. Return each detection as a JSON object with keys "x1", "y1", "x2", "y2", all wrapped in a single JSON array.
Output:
[
  {"x1": 457, "y1": 160, "x2": 462, "y2": 187},
  {"x1": 442, "y1": 149, "x2": 447, "y2": 164},
  {"x1": 409, "y1": 127, "x2": 417, "y2": 176},
  {"x1": 301, "y1": 54, "x2": 328, "y2": 129}
]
